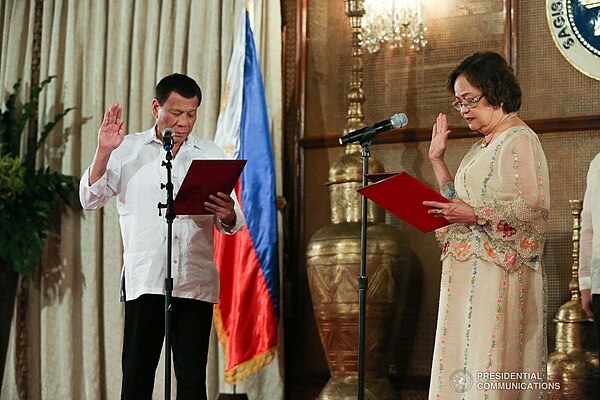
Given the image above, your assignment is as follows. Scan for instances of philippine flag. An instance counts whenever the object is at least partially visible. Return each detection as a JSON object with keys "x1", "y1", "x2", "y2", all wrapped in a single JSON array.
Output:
[{"x1": 213, "y1": 6, "x2": 279, "y2": 384}]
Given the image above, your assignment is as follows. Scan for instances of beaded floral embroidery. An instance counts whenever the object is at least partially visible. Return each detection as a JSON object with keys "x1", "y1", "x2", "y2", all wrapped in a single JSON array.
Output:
[
  {"x1": 482, "y1": 271, "x2": 508, "y2": 398},
  {"x1": 443, "y1": 241, "x2": 450, "y2": 255},
  {"x1": 435, "y1": 261, "x2": 454, "y2": 396},
  {"x1": 461, "y1": 259, "x2": 478, "y2": 383},
  {"x1": 435, "y1": 127, "x2": 549, "y2": 273},
  {"x1": 518, "y1": 266, "x2": 525, "y2": 374},
  {"x1": 496, "y1": 220, "x2": 516, "y2": 238},
  {"x1": 483, "y1": 241, "x2": 497, "y2": 259},
  {"x1": 441, "y1": 180, "x2": 457, "y2": 199}
]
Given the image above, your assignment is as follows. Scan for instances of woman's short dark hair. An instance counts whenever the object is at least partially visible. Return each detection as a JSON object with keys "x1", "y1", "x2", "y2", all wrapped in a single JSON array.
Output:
[
  {"x1": 447, "y1": 52, "x2": 521, "y2": 113},
  {"x1": 155, "y1": 73, "x2": 202, "y2": 106}
]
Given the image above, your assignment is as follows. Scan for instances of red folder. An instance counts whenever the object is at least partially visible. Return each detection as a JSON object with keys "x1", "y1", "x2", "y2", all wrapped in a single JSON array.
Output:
[
  {"x1": 174, "y1": 159, "x2": 247, "y2": 215},
  {"x1": 357, "y1": 172, "x2": 451, "y2": 233}
]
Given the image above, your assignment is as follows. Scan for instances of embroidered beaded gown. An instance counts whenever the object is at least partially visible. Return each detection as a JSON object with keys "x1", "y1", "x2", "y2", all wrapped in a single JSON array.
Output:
[{"x1": 428, "y1": 126, "x2": 550, "y2": 399}]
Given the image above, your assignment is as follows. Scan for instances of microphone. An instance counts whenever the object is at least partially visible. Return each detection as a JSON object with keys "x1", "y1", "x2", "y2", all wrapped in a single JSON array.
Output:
[
  {"x1": 338, "y1": 113, "x2": 408, "y2": 145},
  {"x1": 162, "y1": 128, "x2": 174, "y2": 151}
]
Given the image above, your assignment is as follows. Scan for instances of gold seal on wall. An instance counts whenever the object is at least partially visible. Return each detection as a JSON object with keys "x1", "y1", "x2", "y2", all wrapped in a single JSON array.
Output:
[{"x1": 547, "y1": 0, "x2": 600, "y2": 80}]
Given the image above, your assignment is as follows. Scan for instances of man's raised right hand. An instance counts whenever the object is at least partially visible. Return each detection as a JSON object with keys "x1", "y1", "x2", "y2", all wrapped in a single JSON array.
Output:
[
  {"x1": 98, "y1": 102, "x2": 126, "y2": 153},
  {"x1": 87, "y1": 103, "x2": 126, "y2": 186}
]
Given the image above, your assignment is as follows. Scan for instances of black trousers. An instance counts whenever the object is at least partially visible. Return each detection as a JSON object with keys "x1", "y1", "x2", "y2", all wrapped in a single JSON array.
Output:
[
  {"x1": 594, "y1": 294, "x2": 600, "y2": 362},
  {"x1": 121, "y1": 294, "x2": 213, "y2": 400}
]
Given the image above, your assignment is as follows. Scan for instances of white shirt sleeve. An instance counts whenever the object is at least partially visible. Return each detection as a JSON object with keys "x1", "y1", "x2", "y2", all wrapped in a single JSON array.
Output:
[
  {"x1": 79, "y1": 153, "x2": 121, "y2": 211},
  {"x1": 579, "y1": 156, "x2": 599, "y2": 291}
]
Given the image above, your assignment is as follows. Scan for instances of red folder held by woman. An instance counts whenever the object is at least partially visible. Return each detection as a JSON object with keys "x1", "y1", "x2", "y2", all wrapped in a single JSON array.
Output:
[{"x1": 358, "y1": 172, "x2": 451, "y2": 233}]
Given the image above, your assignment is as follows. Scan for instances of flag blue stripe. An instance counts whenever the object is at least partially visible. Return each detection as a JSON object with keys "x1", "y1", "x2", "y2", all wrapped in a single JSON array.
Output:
[{"x1": 239, "y1": 12, "x2": 279, "y2": 317}]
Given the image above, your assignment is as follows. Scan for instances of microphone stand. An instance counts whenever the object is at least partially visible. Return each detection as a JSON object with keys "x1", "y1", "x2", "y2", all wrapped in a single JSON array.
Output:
[
  {"x1": 357, "y1": 128, "x2": 376, "y2": 400},
  {"x1": 157, "y1": 147, "x2": 175, "y2": 400}
]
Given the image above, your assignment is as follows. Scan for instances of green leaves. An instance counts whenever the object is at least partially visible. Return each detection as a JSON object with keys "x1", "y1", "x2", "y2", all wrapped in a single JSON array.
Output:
[
  {"x1": 0, "y1": 168, "x2": 76, "y2": 275},
  {"x1": 0, "y1": 80, "x2": 22, "y2": 158},
  {"x1": 0, "y1": 154, "x2": 25, "y2": 203},
  {"x1": 0, "y1": 76, "x2": 78, "y2": 275}
]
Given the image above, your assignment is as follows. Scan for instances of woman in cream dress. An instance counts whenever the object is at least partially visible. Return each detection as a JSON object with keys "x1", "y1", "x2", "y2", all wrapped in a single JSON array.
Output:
[{"x1": 423, "y1": 52, "x2": 550, "y2": 399}]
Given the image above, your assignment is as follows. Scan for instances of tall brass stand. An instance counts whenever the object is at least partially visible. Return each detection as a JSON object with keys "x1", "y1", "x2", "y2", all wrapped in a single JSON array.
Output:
[{"x1": 547, "y1": 200, "x2": 600, "y2": 398}]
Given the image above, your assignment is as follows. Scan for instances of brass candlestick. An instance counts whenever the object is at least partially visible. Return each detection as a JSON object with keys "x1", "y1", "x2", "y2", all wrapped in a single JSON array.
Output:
[{"x1": 547, "y1": 200, "x2": 600, "y2": 398}]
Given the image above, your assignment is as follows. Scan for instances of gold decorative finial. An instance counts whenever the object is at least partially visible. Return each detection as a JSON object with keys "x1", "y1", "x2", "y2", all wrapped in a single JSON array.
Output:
[
  {"x1": 569, "y1": 199, "x2": 583, "y2": 300},
  {"x1": 581, "y1": 0, "x2": 600, "y2": 9},
  {"x1": 344, "y1": 0, "x2": 366, "y2": 135}
]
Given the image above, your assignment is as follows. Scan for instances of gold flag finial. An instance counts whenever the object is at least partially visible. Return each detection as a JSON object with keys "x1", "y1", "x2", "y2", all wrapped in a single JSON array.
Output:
[{"x1": 581, "y1": 0, "x2": 600, "y2": 9}]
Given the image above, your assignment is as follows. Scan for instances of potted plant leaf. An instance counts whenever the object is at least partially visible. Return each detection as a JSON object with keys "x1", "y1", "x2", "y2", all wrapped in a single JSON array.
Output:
[{"x1": 0, "y1": 76, "x2": 77, "y2": 387}]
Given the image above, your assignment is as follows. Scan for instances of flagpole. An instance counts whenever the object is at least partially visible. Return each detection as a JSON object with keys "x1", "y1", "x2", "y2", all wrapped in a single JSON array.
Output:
[{"x1": 214, "y1": 4, "x2": 280, "y2": 395}]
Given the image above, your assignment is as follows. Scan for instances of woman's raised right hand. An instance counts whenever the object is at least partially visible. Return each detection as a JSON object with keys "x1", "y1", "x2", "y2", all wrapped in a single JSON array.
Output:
[{"x1": 428, "y1": 113, "x2": 451, "y2": 162}]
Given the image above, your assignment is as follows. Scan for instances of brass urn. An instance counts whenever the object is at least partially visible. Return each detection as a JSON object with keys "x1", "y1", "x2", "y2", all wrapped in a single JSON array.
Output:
[
  {"x1": 547, "y1": 200, "x2": 600, "y2": 398},
  {"x1": 306, "y1": 143, "x2": 411, "y2": 399}
]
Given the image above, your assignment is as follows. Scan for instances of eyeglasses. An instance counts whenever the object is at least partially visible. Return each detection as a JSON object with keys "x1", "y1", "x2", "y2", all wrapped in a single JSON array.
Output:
[{"x1": 451, "y1": 94, "x2": 484, "y2": 111}]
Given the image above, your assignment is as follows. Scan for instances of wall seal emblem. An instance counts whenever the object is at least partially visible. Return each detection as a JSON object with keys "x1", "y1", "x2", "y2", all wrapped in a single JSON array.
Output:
[{"x1": 547, "y1": 0, "x2": 600, "y2": 80}]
